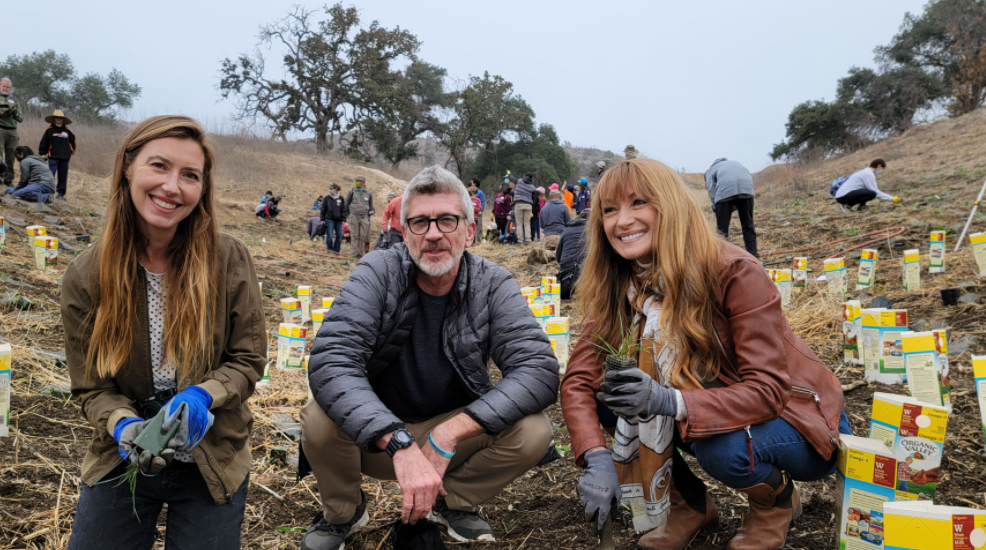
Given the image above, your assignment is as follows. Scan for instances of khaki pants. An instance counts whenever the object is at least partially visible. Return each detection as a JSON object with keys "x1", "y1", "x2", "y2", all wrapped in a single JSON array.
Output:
[
  {"x1": 300, "y1": 400, "x2": 552, "y2": 523},
  {"x1": 350, "y1": 214, "x2": 371, "y2": 257},
  {"x1": 515, "y1": 203, "x2": 533, "y2": 244},
  {"x1": 0, "y1": 128, "x2": 18, "y2": 185},
  {"x1": 543, "y1": 235, "x2": 561, "y2": 251}
]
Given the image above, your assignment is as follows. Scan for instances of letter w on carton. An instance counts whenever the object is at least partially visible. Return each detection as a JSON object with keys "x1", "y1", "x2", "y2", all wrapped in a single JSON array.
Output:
[
  {"x1": 883, "y1": 501, "x2": 986, "y2": 550},
  {"x1": 870, "y1": 392, "x2": 949, "y2": 501},
  {"x1": 836, "y1": 434, "x2": 899, "y2": 550}
]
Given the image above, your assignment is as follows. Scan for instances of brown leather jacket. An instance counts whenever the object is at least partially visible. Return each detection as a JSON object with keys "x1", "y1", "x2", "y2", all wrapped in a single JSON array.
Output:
[
  {"x1": 62, "y1": 234, "x2": 267, "y2": 504},
  {"x1": 561, "y1": 243, "x2": 844, "y2": 467}
]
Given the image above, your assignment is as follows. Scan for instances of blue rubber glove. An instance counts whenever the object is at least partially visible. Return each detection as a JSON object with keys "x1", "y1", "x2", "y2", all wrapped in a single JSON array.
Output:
[
  {"x1": 597, "y1": 367, "x2": 677, "y2": 418},
  {"x1": 113, "y1": 416, "x2": 145, "y2": 460},
  {"x1": 161, "y1": 385, "x2": 215, "y2": 453}
]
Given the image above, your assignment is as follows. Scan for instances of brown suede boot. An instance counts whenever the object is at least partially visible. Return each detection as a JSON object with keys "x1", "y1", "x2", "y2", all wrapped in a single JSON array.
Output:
[
  {"x1": 728, "y1": 469, "x2": 802, "y2": 550},
  {"x1": 637, "y1": 481, "x2": 718, "y2": 550}
]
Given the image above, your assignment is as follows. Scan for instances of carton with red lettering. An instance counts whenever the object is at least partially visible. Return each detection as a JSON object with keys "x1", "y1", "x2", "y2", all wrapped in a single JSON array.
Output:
[
  {"x1": 883, "y1": 501, "x2": 986, "y2": 550},
  {"x1": 836, "y1": 434, "x2": 899, "y2": 550}
]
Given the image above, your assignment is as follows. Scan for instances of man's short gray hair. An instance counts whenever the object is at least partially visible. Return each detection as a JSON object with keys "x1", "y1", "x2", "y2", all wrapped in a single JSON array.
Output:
[
  {"x1": 401, "y1": 165, "x2": 473, "y2": 227},
  {"x1": 0, "y1": 77, "x2": 10, "y2": 85}
]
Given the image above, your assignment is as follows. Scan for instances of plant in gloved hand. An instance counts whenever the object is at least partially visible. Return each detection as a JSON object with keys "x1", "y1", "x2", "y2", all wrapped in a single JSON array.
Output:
[
  {"x1": 161, "y1": 385, "x2": 215, "y2": 453},
  {"x1": 597, "y1": 368, "x2": 677, "y2": 418},
  {"x1": 578, "y1": 449, "x2": 621, "y2": 532},
  {"x1": 592, "y1": 317, "x2": 640, "y2": 372}
]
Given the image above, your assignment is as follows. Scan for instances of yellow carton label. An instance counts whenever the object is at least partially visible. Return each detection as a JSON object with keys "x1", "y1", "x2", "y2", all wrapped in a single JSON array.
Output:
[
  {"x1": 280, "y1": 298, "x2": 303, "y2": 324},
  {"x1": 974, "y1": 356, "x2": 986, "y2": 453},
  {"x1": 25, "y1": 225, "x2": 46, "y2": 237},
  {"x1": 904, "y1": 249, "x2": 921, "y2": 291},
  {"x1": 545, "y1": 317, "x2": 569, "y2": 334},
  {"x1": 0, "y1": 342, "x2": 10, "y2": 437},
  {"x1": 34, "y1": 236, "x2": 58, "y2": 271},
  {"x1": 884, "y1": 501, "x2": 986, "y2": 550},
  {"x1": 973, "y1": 233, "x2": 986, "y2": 276},
  {"x1": 540, "y1": 276, "x2": 557, "y2": 287},
  {"x1": 297, "y1": 285, "x2": 312, "y2": 323},
  {"x1": 322, "y1": 297, "x2": 334, "y2": 309},
  {"x1": 870, "y1": 392, "x2": 948, "y2": 501},
  {"x1": 277, "y1": 323, "x2": 308, "y2": 369}
]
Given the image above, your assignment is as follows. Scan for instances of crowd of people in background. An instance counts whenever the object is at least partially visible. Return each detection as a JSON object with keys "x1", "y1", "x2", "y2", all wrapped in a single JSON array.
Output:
[{"x1": 1, "y1": 77, "x2": 79, "y2": 201}]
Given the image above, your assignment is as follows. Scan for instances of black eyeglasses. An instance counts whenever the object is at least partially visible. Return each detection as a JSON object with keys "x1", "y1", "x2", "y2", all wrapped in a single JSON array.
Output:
[{"x1": 405, "y1": 215, "x2": 464, "y2": 235}]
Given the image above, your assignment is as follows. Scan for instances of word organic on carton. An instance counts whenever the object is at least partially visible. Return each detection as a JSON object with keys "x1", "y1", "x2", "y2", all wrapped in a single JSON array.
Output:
[
  {"x1": 836, "y1": 434, "x2": 898, "y2": 550},
  {"x1": 281, "y1": 298, "x2": 303, "y2": 324},
  {"x1": 277, "y1": 323, "x2": 308, "y2": 370},
  {"x1": 901, "y1": 332, "x2": 949, "y2": 408},
  {"x1": 870, "y1": 393, "x2": 948, "y2": 501},
  {"x1": 883, "y1": 501, "x2": 986, "y2": 550},
  {"x1": 843, "y1": 300, "x2": 864, "y2": 366},
  {"x1": 928, "y1": 231, "x2": 946, "y2": 274},
  {"x1": 857, "y1": 249, "x2": 879, "y2": 290},
  {"x1": 862, "y1": 309, "x2": 909, "y2": 384},
  {"x1": 793, "y1": 257, "x2": 808, "y2": 291},
  {"x1": 903, "y1": 249, "x2": 921, "y2": 291},
  {"x1": 826, "y1": 257, "x2": 848, "y2": 298},
  {"x1": 0, "y1": 343, "x2": 10, "y2": 437},
  {"x1": 974, "y1": 355, "x2": 986, "y2": 451},
  {"x1": 971, "y1": 233, "x2": 986, "y2": 276}
]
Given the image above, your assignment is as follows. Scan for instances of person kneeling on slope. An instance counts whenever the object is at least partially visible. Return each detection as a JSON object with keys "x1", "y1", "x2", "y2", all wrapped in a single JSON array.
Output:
[
  {"x1": 299, "y1": 165, "x2": 558, "y2": 550},
  {"x1": 560, "y1": 158, "x2": 850, "y2": 550}
]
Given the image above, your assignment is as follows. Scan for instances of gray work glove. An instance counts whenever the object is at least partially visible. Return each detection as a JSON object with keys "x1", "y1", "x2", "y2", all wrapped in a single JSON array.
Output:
[
  {"x1": 597, "y1": 367, "x2": 678, "y2": 418},
  {"x1": 116, "y1": 420, "x2": 174, "y2": 475},
  {"x1": 578, "y1": 449, "x2": 621, "y2": 532}
]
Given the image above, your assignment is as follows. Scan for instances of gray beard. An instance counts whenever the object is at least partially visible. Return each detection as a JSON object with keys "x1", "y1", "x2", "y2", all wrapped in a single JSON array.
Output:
[{"x1": 410, "y1": 243, "x2": 464, "y2": 277}]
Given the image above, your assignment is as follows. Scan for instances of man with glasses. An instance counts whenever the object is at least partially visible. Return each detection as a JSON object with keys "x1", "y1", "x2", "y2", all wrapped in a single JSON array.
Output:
[{"x1": 300, "y1": 165, "x2": 558, "y2": 550}]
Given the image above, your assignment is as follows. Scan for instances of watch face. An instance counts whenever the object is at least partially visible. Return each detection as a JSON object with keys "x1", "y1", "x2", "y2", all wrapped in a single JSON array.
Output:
[{"x1": 395, "y1": 430, "x2": 413, "y2": 446}]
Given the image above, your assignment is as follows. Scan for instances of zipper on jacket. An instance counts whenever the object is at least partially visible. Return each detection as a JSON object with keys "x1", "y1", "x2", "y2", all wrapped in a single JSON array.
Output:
[
  {"x1": 792, "y1": 386, "x2": 838, "y2": 446},
  {"x1": 745, "y1": 426, "x2": 755, "y2": 472},
  {"x1": 203, "y1": 448, "x2": 234, "y2": 503}
]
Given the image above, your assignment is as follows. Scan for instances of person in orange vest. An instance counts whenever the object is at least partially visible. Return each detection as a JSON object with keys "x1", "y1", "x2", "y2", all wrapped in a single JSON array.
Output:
[{"x1": 562, "y1": 183, "x2": 575, "y2": 215}]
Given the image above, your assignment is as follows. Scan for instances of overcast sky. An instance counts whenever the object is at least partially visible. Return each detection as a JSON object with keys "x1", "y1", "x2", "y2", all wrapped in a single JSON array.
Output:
[{"x1": 7, "y1": 0, "x2": 927, "y2": 172}]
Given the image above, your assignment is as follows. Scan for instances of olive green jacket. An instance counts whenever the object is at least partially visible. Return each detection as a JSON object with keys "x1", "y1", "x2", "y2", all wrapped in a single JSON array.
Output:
[{"x1": 62, "y1": 234, "x2": 267, "y2": 504}]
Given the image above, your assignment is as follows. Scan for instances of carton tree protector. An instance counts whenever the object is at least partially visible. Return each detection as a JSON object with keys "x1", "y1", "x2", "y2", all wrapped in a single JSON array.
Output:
[
  {"x1": 974, "y1": 355, "x2": 986, "y2": 451},
  {"x1": 34, "y1": 236, "x2": 58, "y2": 271},
  {"x1": 529, "y1": 303, "x2": 556, "y2": 330},
  {"x1": 825, "y1": 257, "x2": 848, "y2": 298},
  {"x1": 857, "y1": 249, "x2": 879, "y2": 290},
  {"x1": 792, "y1": 257, "x2": 808, "y2": 291},
  {"x1": 280, "y1": 298, "x2": 303, "y2": 324},
  {"x1": 776, "y1": 269, "x2": 792, "y2": 307},
  {"x1": 903, "y1": 249, "x2": 921, "y2": 291},
  {"x1": 869, "y1": 392, "x2": 949, "y2": 501},
  {"x1": 861, "y1": 309, "x2": 909, "y2": 384},
  {"x1": 843, "y1": 301, "x2": 864, "y2": 366},
  {"x1": 883, "y1": 501, "x2": 986, "y2": 550},
  {"x1": 297, "y1": 285, "x2": 312, "y2": 323},
  {"x1": 520, "y1": 286, "x2": 542, "y2": 305},
  {"x1": 0, "y1": 214, "x2": 6, "y2": 254},
  {"x1": 322, "y1": 296, "x2": 334, "y2": 309},
  {"x1": 900, "y1": 332, "x2": 947, "y2": 408},
  {"x1": 971, "y1": 233, "x2": 986, "y2": 276},
  {"x1": 311, "y1": 308, "x2": 327, "y2": 337},
  {"x1": 545, "y1": 317, "x2": 570, "y2": 375},
  {"x1": 0, "y1": 343, "x2": 10, "y2": 437},
  {"x1": 276, "y1": 323, "x2": 308, "y2": 369},
  {"x1": 928, "y1": 231, "x2": 946, "y2": 274},
  {"x1": 835, "y1": 434, "x2": 899, "y2": 550},
  {"x1": 932, "y1": 329, "x2": 951, "y2": 409}
]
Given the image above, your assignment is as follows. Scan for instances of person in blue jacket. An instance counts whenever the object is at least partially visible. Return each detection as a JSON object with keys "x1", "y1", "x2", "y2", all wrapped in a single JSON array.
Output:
[{"x1": 470, "y1": 178, "x2": 485, "y2": 213}]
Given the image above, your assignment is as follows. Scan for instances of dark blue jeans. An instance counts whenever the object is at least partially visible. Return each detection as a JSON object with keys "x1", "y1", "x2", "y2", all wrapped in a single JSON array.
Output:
[
  {"x1": 325, "y1": 219, "x2": 343, "y2": 253},
  {"x1": 68, "y1": 462, "x2": 248, "y2": 550},
  {"x1": 48, "y1": 158, "x2": 69, "y2": 196},
  {"x1": 531, "y1": 216, "x2": 541, "y2": 240},
  {"x1": 677, "y1": 411, "x2": 852, "y2": 488}
]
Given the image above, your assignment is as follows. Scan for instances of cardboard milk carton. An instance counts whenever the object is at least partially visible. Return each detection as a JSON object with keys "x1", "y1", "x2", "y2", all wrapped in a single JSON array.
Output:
[
  {"x1": 543, "y1": 283, "x2": 561, "y2": 311},
  {"x1": 322, "y1": 297, "x2": 334, "y2": 309},
  {"x1": 973, "y1": 355, "x2": 986, "y2": 451},
  {"x1": 883, "y1": 501, "x2": 986, "y2": 550},
  {"x1": 903, "y1": 249, "x2": 921, "y2": 291},
  {"x1": 929, "y1": 231, "x2": 946, "y2": 274},
  {"x1": 520, "y1": 286, "x2": 542, "y2": 304},
  {"x1": 25, "y1": 225, "x2": 46, "y2": 238},
  {"x1": 0, "y1": 343, "x2": 10, "y2": 437},
  {"x1": 312, "y1": 308, "x2": 327, "y2": 337},
  {"x1": 0, "y1": 214, "x2": 5, "y2": 254},
  {"x1": 836, "y1": 434, "x2": 899, "y2": 550},
  {"x1": 776, "y1": 269, "x2": 793, "y2": 307},
  {"x1": 933, "y1": 330, "x2": 951, "y2": 409},
  {"x1": 529, "y1": 303, "x2": 556, "y2": 329},
  {"x1": 276, "y1": 323, "x2": 308, "y2": 369},
  {"x1": 870, "y1": 392, "x2": 948, "y2": 501},
  {"x1": 826, "y1": 257, "x2": 848, "y2": 298},
  {"x1": 34, "y1": 236, "x2": 58, "y2": 271},
  {"x1": 857, "y1": 249, "x2": 879, "y2": 290},
  {"x1": 901, "y1": 332, "x2": 948, "y2": 408},
  {"x1": 843, "y1": 300, "x2": 864, "y2": 365},
  {"x1": 281, "y1": 298, "x2": 303, "y2": 324},
  {"x1": 540, "y1": 276, "x2": 557, "y2": 289},
  {"x1": 297, "y1": 285, "x2": 312, "y2": 323},
  {"x1": 862, "y1": 309, "x2": 909, "y2": 384},
  {"x1": 971, "y1": 233, "x2": 986, "y2": 276},
  {"x1": 793, "y1": 257, "x2": 808, "y2": 291},
  {"x1": 545, "y1": 317, "x2": 570, "y2": 374}
]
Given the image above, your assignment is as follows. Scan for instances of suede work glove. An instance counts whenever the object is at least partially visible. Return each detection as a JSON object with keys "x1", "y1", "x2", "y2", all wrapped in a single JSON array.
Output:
[
  {"x1": 161, "y1": 386, "x2": 215, "y2": 453},
  {"x1": 597, "y1": 367, "x2": 677, "y2": 418},
  {"x1": 578, "y1": 449, "x2": 621, "y2": 532},
  {"x1": 113, "y1": 417, "x2": 174, "y2": 474}
]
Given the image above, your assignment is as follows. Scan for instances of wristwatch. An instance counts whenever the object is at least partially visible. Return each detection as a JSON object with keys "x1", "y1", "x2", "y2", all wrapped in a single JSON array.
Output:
[{"x1": 385, "y1": 428, "x2": 415, "y2": 458}]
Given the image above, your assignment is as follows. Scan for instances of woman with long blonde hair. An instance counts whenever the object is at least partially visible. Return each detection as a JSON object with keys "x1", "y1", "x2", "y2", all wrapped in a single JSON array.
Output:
[
  {"x1": 63, "y1": 115, "x2": 266, "y2": 549},
  {"x1": 560, "y1": 159, "x2": 849, "y2": 550}
]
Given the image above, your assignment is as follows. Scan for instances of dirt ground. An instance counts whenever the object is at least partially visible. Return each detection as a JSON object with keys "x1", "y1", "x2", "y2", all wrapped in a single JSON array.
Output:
[{"x1": 2, "y1": 115, "x2": 986, "y2": 549}]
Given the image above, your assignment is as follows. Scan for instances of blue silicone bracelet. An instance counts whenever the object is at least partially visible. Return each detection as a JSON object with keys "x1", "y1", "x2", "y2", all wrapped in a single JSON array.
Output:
[{"x1": 428, "y1": 432, "x2": 455, "y2": 459}]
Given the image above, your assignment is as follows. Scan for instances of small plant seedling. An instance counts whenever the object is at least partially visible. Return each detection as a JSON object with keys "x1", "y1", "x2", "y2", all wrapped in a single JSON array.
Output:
[{"x1": 115, "y1": 462, "x2": 140, "y2": 520}]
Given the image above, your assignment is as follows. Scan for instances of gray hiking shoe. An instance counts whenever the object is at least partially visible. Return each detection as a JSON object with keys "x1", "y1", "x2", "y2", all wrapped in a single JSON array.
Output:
[
  {"x1": 300, "y1": 490, "x2": 369, "y2": 550},
  {"x1": 427, "y1": 498, "x2": 495, "y2": 542}
]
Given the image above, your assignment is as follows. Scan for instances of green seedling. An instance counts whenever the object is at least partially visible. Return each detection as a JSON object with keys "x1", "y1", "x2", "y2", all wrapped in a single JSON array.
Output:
[
  {"x1": 115, "y1": 461, "x2": 140, "y2": 520},
  {"x1": 592, "y1": 314, "x2": 640, "y2": 372},
  {"x1": 132, "y1": 408, "x2": 180, "y2": 459}
]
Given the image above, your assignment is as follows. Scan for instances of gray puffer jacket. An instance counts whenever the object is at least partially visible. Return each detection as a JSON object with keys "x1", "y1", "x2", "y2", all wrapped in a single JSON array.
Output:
[
  {"x1": 705, "y1": 158, "x2": 754, "y2": 205},
  {"x1": 308, "y1": 244, "x2": 559, "y2": 451},
  {"x1": 513, "y1": 177, "x2": 537, "y2": 206}
]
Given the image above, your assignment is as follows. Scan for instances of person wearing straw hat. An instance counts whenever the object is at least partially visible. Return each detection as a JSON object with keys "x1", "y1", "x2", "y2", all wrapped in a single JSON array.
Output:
[{"x1": 39, "y1": 109, "x2": 77, "y2": 200}]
